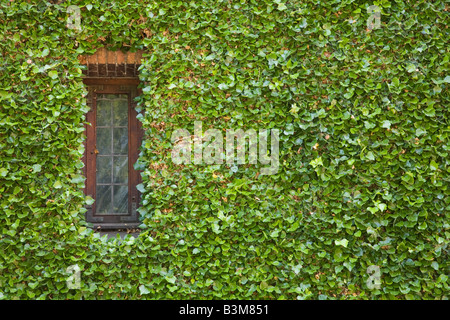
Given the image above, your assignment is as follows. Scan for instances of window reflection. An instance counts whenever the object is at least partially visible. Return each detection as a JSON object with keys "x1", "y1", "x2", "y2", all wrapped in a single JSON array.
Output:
[{"x1": 96, "y1": 94, "x2": 129, "y2": 215}]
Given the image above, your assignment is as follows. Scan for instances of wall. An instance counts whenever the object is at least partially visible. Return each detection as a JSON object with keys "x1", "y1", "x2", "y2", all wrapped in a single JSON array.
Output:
[{"x1": 0, "y1": 0, "x2": 448, "y2": 299}]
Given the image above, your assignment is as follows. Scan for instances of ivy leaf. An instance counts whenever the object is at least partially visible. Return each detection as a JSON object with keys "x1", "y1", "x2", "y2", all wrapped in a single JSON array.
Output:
[
  {"x1": 365, "y1": 121, "x2": 376, "y2": 129},
  {"x1": 381, "y1": 120, "x2": 391, "y2": 129},
  {"x1": 366, "y1": 151, "x2": 375, "y2": 161},
  {"x1": 139, "y1": 285, "x2": 150, "y2": 295},
  {"x1": 430, "y1": 160, "x2": 438, "y2": 171},
  {"x1": 310, "y1": 157, "x2": 323, "y2": 168},
  {"x1": 415, "y1": 128, "x2": 427, "y2": 136},
  {"x1": 377, "y1": 203, "x2": 387, "y2": 212},
  {"x1": 406, "y1": 64, "x2": 416, "y2": 73},
  {"x1": 136, "y1": 184, "x2": 145, "y2": 193},
  {"x1": 71, "y1": 175, "x2": 85, "y2": 184},
  {"x1": 0, "y1": 168, "x2": 8, "y2": 177},
  {"x1": 165, "y1": 276, "x2": 176, "y2": 284},
  {"x1": 277, "y1": 3, "x2": 287, "y2": 11},
  {"x1": 212, "y1": 223, "x2": 221, "y2": 234},
  {"x1": 0, "y1": 90, "x2": 10, "y2": 100},
  {"x1": 270, "y1": 230, "x2": 280, "y2": 238},
  {"x1": 392, "y1": 77, "x2": 400, "y2": 87},
  {"x1": 335, "y1": 239, "x2": 349, "y2": 248},
  {"x1": 292, "y1": 264, "x2": 302, "y2": 275},
  {"x1": 344, "y1": 89, "x2": 354, "y2": 99},
  {"x1": 289, "y1": 104, "x2": 299, "y2": 114},
  {"x1": 48, "y1": 70, "x2": 58, "y2": 79},
  {"x1": 41, "y1": 48, "x2": 49, "y2": 57},
  {"x1": 423, "y1": 106, "x2": 435, "y2": 117},
  {"x1": 53, "y1": 181, "x2": 62, "y2": 189},
  {"x1": 85, "y1": 196, "x2": 95, "y2": 206},
  {"x1": 418, "y1": 222, "x2": 427, "y2": 230},
  {"x1": 260, "y1": 281, "x2": 269, "y2": 290}
]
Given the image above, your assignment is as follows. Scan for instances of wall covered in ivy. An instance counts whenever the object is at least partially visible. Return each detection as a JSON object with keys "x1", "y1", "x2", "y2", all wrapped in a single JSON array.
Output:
[{"x1": 0, "y1": 0, "x2": 448, "y2": 299}]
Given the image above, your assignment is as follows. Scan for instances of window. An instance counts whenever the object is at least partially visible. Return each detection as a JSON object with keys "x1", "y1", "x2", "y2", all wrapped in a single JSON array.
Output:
[{"x1": 82, "y1": 78, "x2": 143, "y2": 229}]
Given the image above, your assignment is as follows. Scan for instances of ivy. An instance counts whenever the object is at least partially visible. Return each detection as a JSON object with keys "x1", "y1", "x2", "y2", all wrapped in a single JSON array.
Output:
[{"x1": 0, "y1": 0, "x2": 448, "y2": 299}]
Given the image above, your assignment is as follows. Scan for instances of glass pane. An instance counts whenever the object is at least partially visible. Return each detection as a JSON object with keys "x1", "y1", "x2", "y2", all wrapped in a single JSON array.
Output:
[
  {"x1": 113, "y1": 185, "x2": 128, "y2": 214},
  {"x1": 96, "y1": 185, "x2": 112, "y2": 214},
  {"x1": 97, "y1": 127, "x2": 112, "y2": 155},
  {"x1": 94, "y1": 93, "x2": 130, "y2": 216},
  {"x1": 96, "y1": 99, "x2": 112, "y2": 126},
  {"x1": 113, "y1": 156, "x2": 128, "y2": 184},
  {"x1": 113, "y1": 127, "x2": 128, "y2": 154},
  {"x1": 113, "y1": 99, "x2": 128, "y2": 126},
  {"x1": 97, "y1": 156, "x2": 112, "y2": 183}
]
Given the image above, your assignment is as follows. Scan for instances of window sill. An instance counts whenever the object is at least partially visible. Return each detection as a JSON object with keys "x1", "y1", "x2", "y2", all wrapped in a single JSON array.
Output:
[
  {"x1": 97, "y1": 229, "x2": 140, "y2": 239},
  {"x1": 88, "y1": 222, "x2": 141, "y2": 239}
]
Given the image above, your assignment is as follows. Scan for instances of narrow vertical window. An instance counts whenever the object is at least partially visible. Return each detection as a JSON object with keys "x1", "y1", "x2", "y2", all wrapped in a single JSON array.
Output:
[
  {"x1": 95, "y1": 94, "x2": 129, "y2": 215},
  {"x1": 83, "y1": 80, "x2": 142, "y2": 229}
]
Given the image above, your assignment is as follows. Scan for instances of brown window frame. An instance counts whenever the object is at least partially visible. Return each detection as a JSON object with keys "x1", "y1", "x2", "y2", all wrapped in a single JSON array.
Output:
[{"x1": 82, "y1": 78, "x2": 143, "y2": 229}]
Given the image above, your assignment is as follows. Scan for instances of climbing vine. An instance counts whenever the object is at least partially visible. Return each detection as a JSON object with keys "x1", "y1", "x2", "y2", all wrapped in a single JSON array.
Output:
[{"x1": 0, "y1": 0, "x2": 448, "y2": 299}]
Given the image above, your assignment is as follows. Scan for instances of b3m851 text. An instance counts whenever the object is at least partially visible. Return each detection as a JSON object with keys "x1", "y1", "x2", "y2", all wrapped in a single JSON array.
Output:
[{"x1": 224, "y1": 305, "x2": 268, "y2": 315}]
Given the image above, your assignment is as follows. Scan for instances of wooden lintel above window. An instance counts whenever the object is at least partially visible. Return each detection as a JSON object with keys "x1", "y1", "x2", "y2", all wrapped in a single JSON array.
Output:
[
  {"x1": 78, "y1": 47, "x2": 144, "y2": 65},
  {"x1": 79, "y1": 47, "x2": 144, "y2": 78}
]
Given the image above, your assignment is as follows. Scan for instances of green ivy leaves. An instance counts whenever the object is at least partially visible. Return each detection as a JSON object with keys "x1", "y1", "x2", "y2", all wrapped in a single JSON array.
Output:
[{"x1": 0, "y1": 0, "x2": 448, "y2": 301}]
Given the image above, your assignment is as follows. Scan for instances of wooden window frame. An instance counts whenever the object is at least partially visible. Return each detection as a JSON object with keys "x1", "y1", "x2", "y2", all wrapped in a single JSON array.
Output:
[{"x1": 82, "y1": 78, "x2": 143, "y2": 229}]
